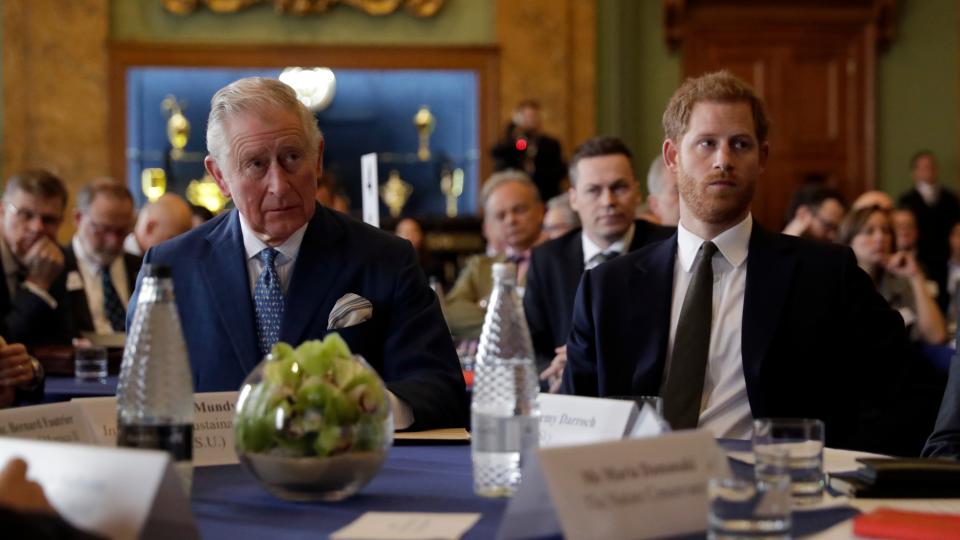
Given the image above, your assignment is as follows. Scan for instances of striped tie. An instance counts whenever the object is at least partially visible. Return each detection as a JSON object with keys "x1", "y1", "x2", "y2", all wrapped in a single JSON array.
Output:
[{"x1": 101, "y1": 267, "x2": 126, "y2": 332}]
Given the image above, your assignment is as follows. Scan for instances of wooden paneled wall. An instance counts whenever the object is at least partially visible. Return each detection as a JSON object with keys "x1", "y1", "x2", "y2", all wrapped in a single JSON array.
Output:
[
  {"x1": 3, "y1": 0, "x2": 110, "y2": 240},
  {"x1": 497, "y1": 0, "x2": 597, "y2": 163}
]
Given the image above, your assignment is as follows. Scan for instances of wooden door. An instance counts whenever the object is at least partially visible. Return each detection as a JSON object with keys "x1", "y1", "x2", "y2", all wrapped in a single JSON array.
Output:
[{"x1": 667, "y1": 1, "x2": 894, "y2": 229}]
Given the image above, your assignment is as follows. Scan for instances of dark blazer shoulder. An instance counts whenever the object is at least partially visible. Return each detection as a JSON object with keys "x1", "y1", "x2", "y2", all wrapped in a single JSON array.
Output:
[{"x1": 531, "y1": 227, "x2": 581, "y2": 260}]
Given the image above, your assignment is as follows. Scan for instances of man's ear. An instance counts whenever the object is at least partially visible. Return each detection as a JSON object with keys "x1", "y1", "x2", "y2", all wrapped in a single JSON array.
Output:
[
  {"x1": 205, "y1": 156, "x2": 231, "y2": 198},
  {"x1": 759, "y1": 141, "x2": 770, "y2": 171},
  {"x1": 74, "y1": 210, "x2": 83, "y2": 228},
  {"x1": 567, "y1": 185, "x2": 579, "y2": 212},
  {"x1": 663, "y1": 139, "x2": 680, "y2": 173}
]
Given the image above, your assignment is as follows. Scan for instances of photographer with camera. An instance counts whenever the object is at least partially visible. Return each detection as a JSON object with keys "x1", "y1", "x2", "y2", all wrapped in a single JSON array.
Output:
[{"x1": 490, "y1": 100, "x2": 566, "y2": 200}]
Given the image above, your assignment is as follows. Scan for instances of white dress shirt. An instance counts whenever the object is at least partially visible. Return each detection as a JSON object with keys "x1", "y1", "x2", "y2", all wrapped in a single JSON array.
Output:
[
  {"x1": 582, "y1": 223, "x2": 635, "y2": 270},
  {"x1": 916, "y1": 182, "x2": 940, "y2": 206},
  {"x1": 71, "y1": 236, "x2": 132, "y2": 335},
  {"x1": 664, "y1": 214, "x2": 753, "y2": 439},
  {"x1": 123, "y1": 233, "x2": 143, "y2": 257},
  {"x1": 237, "y1": 214, "x2": 415, "y2": 429}
]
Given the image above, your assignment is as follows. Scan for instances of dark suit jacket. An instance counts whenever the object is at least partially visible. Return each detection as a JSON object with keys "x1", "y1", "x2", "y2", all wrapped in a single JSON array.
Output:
[
  {"x1": 129, "y1": 205, "x2": 467, "y2": 430},
  {"x1": 898, "y1": 187, "x2": 960, "y2": 306},
  {"x1": 523, "y1": 220, "x2": 674, "y2": 367},
  {"x1": 923, "y1": 347, "x2": 960, "y2": 459},
  {"x1": 491, "y1": 134, "x2": 566, "y2": 200},
  {"x1": 561, "y1": 223, "x2": 909, "y2": 449},
  {"x1": 62, "y1": 245, "x2": 142, "y2": 335},
  {"x1": 0, "y1": 246, "x2": 71, "y2": 346}
]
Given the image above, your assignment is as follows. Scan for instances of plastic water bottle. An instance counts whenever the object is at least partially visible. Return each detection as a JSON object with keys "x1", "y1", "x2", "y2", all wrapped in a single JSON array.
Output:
[
  {"x1": 117, "y1": 264, "x2": 195, "y2": 493},
  {"x1": 471, "y1": 262, "x2": 540, "y2": 497}
]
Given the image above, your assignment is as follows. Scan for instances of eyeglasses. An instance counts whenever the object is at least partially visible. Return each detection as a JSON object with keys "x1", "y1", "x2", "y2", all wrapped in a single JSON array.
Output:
[
  {"x1": 85, "y1": 218, "x2": 130, "y2": 238},
  {"x1": 812, "y1": 212, "x2": 840, "y2": 234},
  {"x1": 4, "y1": 201, "x2": 63, "y2": 228}
]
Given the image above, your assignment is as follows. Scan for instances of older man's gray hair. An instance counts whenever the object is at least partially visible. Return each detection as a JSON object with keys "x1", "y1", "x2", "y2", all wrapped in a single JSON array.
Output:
[
  {"x1": 480, "y1": 169, "x2": 541, "y2": 209},
  {"x1": 646, "y1": 156, "x2": 669, "y2": 197},
  {"x1": 206, "y1": 77, "x2": 323, "y2": 164},
  {"x1": 545, "y1": 192, "x2": 579, "y2": 227}
]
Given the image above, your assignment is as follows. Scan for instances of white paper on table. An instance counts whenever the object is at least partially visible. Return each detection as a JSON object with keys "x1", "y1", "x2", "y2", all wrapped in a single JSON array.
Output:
[
  {"x1": 538, "y1": 394, "x2": 637, "y2": 447},
  {"x1": 331, "y1": 512, "x2": 481, "y2": 540},
  {"x1": 360, "y1": 153, "x2": 380, "y2": 227},
  {"x1": 726, "y1": 447, "x2": 889, "y2": 474},
  {"x1": 0, "y1": 401, "x2": 96, "y2": 443},
  {"x1": 536, "y1": 430, "x2": 732, "y2": 540},
  {"x1": 73, "y1": 392, "x2": 240, "y2": 466},
  {"x1": 0, "y1": 437, "x2": 198, "y2": 540}
]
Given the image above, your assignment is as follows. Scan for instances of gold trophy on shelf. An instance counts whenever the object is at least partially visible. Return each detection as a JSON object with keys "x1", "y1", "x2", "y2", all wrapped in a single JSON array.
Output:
[
  {"x1": 439, "y1": 167, "x2": 464, "y2": 218},
  {"x1": 163, "y1": 95, "x2": 190, "y2": 161},
  {"x1": 413, "y1": 105, "x2": 435, "y2": 161},
  {"x1": 380, "y1": 169, "x2": 413, "y2": 218},
  {"x1": 141, "y1": 168, "x2": 167, "y2": 202}
]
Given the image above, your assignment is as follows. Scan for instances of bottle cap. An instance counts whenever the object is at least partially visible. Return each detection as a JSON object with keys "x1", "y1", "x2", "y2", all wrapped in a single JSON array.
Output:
[
  {"x1": 143, "y1": 264, "x2": 172, "y2": 278},
  {"x1": 492, "y1": 262, "x2": 517, "y2": 281}
]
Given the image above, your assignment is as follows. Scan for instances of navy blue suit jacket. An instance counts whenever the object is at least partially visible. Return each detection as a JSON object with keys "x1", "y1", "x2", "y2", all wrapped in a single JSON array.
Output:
[
  {"x1": 561, "y1": 223, "x2": 909, "y2": 449},
  {"x1": 923, "y1": 347, "x2": 960, "y2": 459},
  {"x1": 129, "y1": 205, "x2": 466, "y2": 430},
  {"x1": 523, "y1": 220, "x2": 673, "y2": 367}
]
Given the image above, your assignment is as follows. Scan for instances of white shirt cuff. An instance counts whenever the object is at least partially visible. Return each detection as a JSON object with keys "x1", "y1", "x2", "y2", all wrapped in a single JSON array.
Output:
[
  {"x1": 387, "y1": 390, "x2": 415, "y2": 430},
  {"x1": 22, "y1": 282, "x2": 57, "y2": 309}
]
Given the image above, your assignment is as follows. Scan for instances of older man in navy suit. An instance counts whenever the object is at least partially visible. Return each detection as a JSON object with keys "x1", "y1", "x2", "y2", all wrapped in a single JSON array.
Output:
[
  {"x1": 129, "y1": 77, "x2": 465, "y2": 430},
  {"x1": 562, "y1": 71, "x2": 907, "y2": 450}
]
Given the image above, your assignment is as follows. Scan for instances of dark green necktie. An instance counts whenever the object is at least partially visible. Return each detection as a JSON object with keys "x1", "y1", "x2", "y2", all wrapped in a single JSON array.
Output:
[{"x1": 662, "y1": 241, "x2": 718, "y2": 430}]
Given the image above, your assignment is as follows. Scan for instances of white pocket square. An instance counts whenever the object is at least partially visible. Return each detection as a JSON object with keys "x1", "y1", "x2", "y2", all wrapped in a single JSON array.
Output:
[{"x1": 328, "y1": 293, "x2": 373, "y2": 330}]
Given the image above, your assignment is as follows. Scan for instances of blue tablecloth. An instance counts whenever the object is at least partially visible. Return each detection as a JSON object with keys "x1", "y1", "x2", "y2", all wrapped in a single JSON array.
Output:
[
  {"x1": 43, "y1": 376, "x2": 118, "y2": 403},
  {"x1": 191, "y1": 444, "x2": 859, "y2": 539}
]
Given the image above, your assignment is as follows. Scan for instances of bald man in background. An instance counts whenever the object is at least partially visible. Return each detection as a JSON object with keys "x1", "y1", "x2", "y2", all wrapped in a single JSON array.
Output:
[{"x1": 124, "y1": 194, "x2": 193, "y2": 256}]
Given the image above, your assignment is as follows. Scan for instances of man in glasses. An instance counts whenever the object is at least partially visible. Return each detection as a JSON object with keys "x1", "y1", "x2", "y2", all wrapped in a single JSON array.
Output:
[
  {"x1": 0, "y1": 170, "x2": 71, "y2": 346},
  {"x1": 64, "y1": 179, "x2": 139, "y2": 336},
  {"x1": 782, "y1": 183, "x2": 846, "y2": 243}
]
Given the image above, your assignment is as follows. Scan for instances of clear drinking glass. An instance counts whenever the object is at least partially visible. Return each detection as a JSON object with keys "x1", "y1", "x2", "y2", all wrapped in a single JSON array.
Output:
[
  {"x1": 75, "y1": 346, "x2": 108, "y2": 383},
  {"x1": 753, "y1": 418, "x2": 825, "y2": 504},
  {"x1": 708, "y1": 450, "x2": 791, "y2": 540}
]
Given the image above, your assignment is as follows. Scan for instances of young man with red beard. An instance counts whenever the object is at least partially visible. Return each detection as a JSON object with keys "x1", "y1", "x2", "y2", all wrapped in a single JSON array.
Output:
[{"x1": 561, "y1": 71, "x2": 908, "y2": 451}]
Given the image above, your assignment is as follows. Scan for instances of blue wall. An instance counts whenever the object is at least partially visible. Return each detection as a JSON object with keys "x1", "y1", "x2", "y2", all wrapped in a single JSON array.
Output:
[{"x1": 127, "y1": 68, "x2": 479, "y2": 216}]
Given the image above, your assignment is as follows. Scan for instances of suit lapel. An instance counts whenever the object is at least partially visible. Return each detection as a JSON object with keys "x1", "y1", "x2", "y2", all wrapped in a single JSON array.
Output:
[
  {"x1": 742, "y1": 224, "x2": 796, "y2": 408},
  {"x1": 628, "y1": 235, "x2": 677, "y2": 394},
  {"x1": 281, "y1": 206, "x2": 346, "y2": 344},
  {"x1": 63, "y1": 248, "x2": 94, "y2": 334},
  {"x1": 561, "y1": 234, "x2": 585, "y2": 297},
  {"x1": 201, "y1": 210, "x2": 259, "y2": 374}
]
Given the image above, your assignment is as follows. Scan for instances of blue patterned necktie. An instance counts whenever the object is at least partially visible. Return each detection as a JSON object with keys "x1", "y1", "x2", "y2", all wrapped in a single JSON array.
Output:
[
  {"x1": 101, "y1": 267, "x2": 126, "y2": 332},
  {"x1": 254, "y1": 247, "x2": 284, "y2": 358}
]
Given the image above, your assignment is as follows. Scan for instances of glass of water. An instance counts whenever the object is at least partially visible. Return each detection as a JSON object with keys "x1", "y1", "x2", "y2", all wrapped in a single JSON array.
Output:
[
  {"x1": 75, "y1": 346, "x2": 108, "y2": 383},
  {"x1": 753, "y1": 418, "x2": 825, "y2": 504},
  {"x1": 708, "y1": 459, "x2": 791, "y2": 540}
]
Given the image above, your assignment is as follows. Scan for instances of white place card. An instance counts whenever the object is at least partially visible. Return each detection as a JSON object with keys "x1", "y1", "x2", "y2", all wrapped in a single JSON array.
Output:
[
  {"x1": 360, "y1": 152, "x2": 380, "y2": 227},
  {"x1": 0, "y1": 437, "x2": 198, "y2": 540},
  {"x1": 538, "y1": 394, "x2": 637, "y2": 448},
  {"x1": 332, "y1": 512, "x2": 481, "y2": 540},
  {"x1": 0, "y1": 401, "x2": 95, "y2": 443},
  {"x1": 73, "y1": 391, "x2": 240, "y2": 466},
  {"x1": 538, "y1": 430, "x2": 732, "y2": 540}
]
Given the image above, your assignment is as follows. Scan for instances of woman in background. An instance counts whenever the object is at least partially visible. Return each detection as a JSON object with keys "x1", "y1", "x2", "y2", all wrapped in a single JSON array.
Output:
[{"x1": 840, "y1": 206, "x2": 946, "y2": 345}]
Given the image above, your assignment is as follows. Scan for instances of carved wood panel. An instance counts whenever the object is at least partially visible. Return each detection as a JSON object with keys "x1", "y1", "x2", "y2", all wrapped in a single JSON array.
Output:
[{"x1": 666, "y1": 0, "x2": 892, "y2": 228}]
